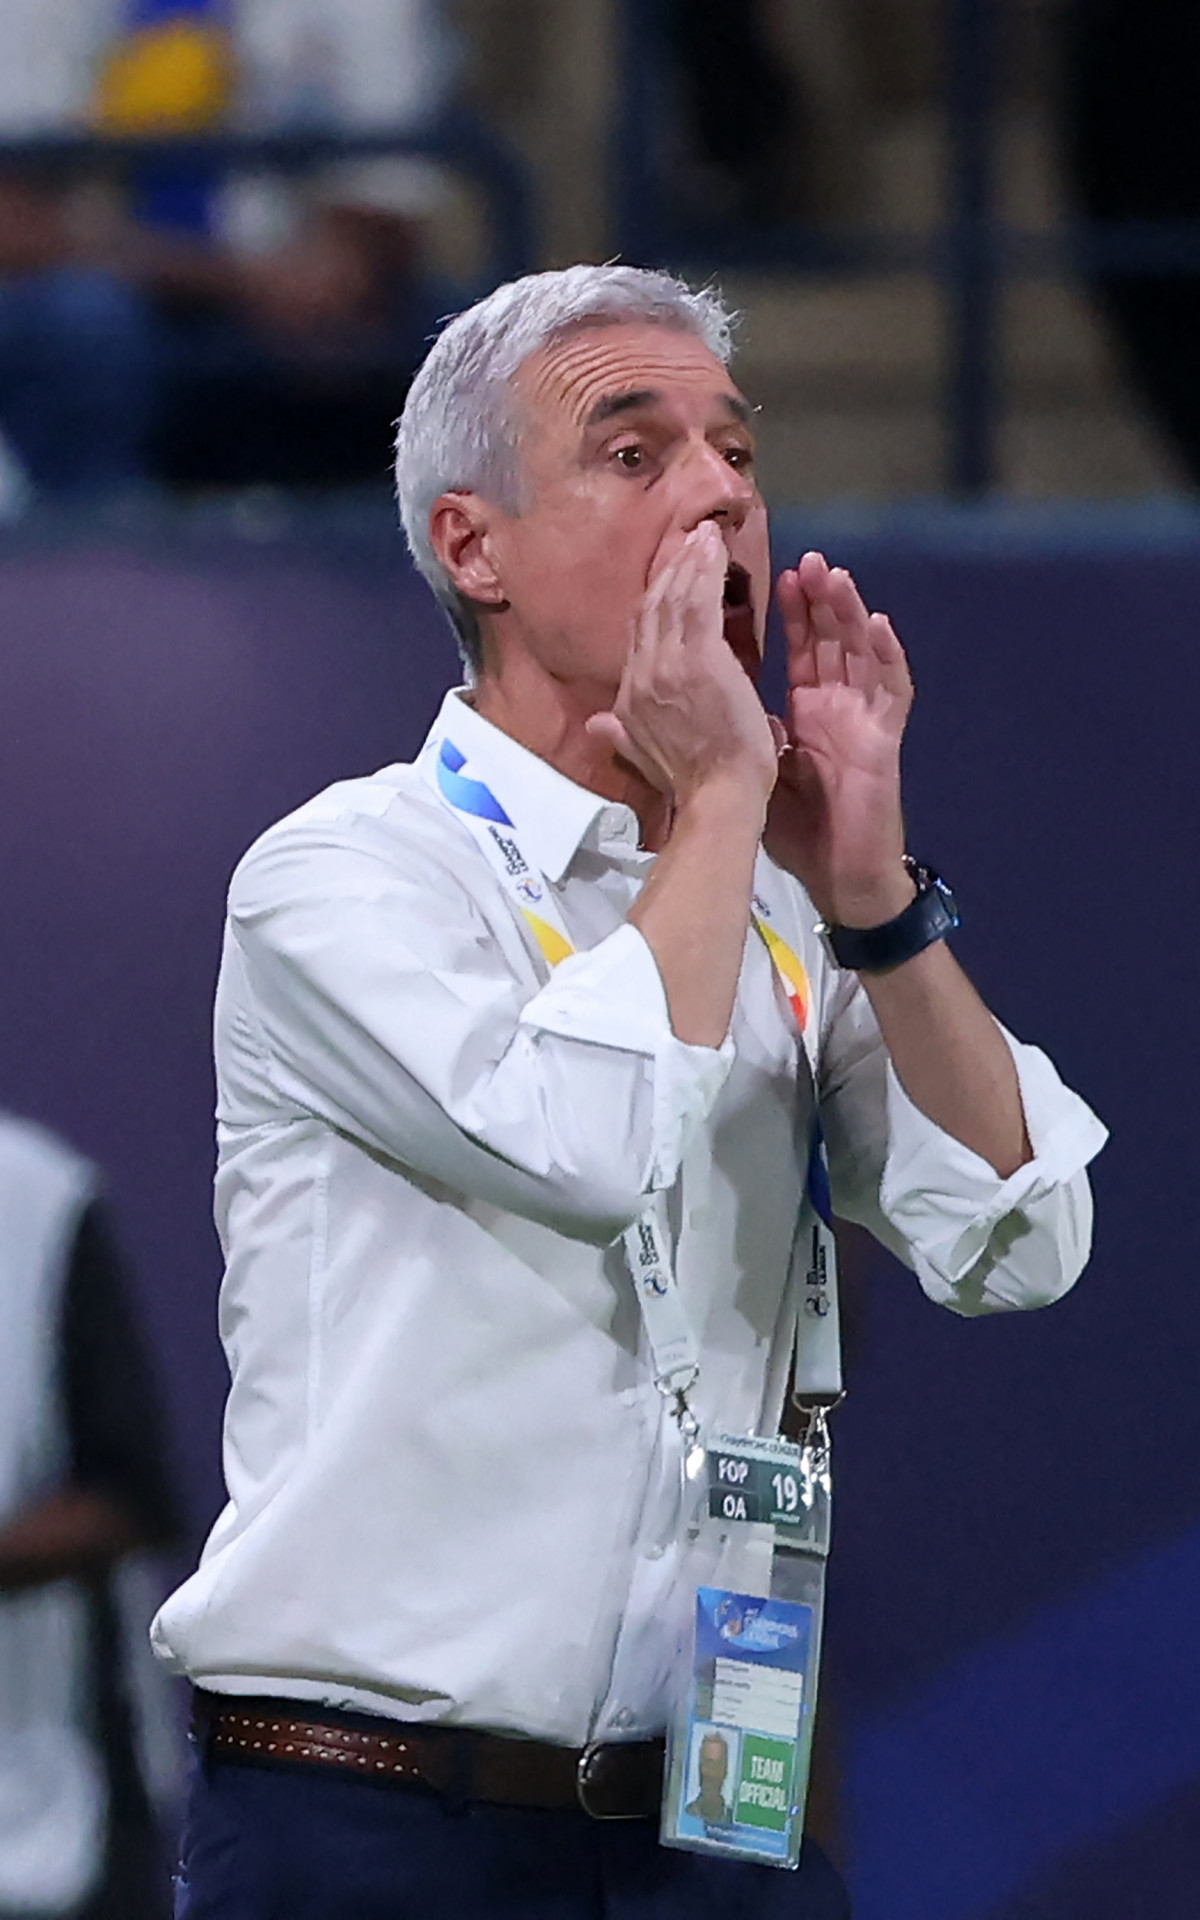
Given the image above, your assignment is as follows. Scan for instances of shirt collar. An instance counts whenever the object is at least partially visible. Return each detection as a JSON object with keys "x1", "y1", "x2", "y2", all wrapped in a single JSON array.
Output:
[{"x1": 421, "y1": 688, "x2": 634, "y2": 883}]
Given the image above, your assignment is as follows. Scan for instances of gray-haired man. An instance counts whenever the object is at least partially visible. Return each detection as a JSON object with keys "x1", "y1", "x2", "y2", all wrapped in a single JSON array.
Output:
[{"x1": 157, "y1": 264, "x2": 1106, "y2": 1918}]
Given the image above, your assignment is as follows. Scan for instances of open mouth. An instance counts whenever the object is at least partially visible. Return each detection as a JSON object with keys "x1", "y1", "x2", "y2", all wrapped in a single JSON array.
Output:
[{"x1": 722, "y1": 563, "x2": 759, "y2": 681}]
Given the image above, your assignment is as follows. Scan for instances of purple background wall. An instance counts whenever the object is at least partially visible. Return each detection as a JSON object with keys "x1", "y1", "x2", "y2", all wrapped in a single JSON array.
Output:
[{"x1": 0, "y1": 506, "x2": 1196, "y2": 1916}]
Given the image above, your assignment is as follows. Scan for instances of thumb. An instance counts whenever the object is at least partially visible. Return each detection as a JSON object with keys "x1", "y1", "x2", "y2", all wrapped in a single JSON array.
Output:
[
  {"x1": 584, "y1": 710, "x2": 631, "y2": 755},
  {"x1": 584, "y1": 711, "x2": 671, "y2": 793}
]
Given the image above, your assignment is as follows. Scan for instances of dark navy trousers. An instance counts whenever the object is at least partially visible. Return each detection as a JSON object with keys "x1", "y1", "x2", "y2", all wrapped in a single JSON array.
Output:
[{"x1": 175, "y1": 1759, "x2": 851, "y2": 1919}]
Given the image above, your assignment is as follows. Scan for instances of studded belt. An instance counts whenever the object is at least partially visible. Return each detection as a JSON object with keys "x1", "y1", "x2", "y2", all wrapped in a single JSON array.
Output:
[{"x1": 193, "y1": 1692, "x2": 665, "y2": 1820}]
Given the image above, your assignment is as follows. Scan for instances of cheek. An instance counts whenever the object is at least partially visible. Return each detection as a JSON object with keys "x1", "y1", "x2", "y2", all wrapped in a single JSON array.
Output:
[{"x1": 522, "y1": 493, "x2": 661, "y2": 599}]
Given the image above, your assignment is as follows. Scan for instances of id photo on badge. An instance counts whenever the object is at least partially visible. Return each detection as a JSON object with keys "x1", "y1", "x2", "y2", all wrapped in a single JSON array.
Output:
[{"x1": 682, "y1": 1723, "x2": 741, "y2": 1831}]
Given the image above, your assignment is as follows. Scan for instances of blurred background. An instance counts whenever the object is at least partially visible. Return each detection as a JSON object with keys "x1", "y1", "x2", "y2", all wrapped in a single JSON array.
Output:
[{"x1": 0, "y1": 2, "x2": 1197, "y2": 1917}]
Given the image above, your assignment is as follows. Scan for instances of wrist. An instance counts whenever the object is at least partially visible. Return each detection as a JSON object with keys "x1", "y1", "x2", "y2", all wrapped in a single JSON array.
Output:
[
  {"x1": 674, "y1": 766, "x2": 770, "y2": 836},
  {"x1": 824, "y1": 864, "x2": 915, "y2": 929},
  {"x1": 821, "y1": 858, "x2": 960, "y2": 974}
]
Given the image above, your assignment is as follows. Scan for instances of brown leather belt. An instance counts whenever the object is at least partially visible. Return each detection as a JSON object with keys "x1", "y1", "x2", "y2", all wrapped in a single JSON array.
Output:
[{"x1": 194, "y1": 1692, "x2": 665, "y2": 1820}]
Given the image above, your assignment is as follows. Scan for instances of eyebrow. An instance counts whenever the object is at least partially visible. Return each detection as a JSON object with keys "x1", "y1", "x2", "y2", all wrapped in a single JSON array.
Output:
[{"x1": 583, "y1": 388, "x2": 754, "y2": 429}]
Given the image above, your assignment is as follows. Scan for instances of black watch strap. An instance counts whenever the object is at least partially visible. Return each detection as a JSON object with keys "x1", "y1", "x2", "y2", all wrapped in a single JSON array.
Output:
[{"x1": 821, "y1": 858, "x2": 960, "y2": 974}]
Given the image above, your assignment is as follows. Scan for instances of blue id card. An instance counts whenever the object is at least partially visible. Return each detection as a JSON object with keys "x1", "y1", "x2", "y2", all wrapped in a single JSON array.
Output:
[{"x1": 660, "y1": 1585, "x2": 816, "y2": 1868}]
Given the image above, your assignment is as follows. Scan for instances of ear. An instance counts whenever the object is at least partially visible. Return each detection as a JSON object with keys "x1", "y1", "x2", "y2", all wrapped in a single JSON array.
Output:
[{"x1": 428, "y1": 491, "x2": 507, "y2": 609}]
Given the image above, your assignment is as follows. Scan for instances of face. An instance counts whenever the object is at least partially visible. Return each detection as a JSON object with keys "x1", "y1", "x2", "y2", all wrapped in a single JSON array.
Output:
[
  {"x1": 699, "y1": 1735, "x2": 729, "y2": 1792},
  {"x1": 464, "y1": 321, "x2": 770, "y2": 694}
]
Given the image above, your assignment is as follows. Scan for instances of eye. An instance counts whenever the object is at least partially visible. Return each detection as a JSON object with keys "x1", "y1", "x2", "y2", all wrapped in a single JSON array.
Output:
[
  {"x1": 722, "y1": 444, "x2": 755, "y2": 472},
  {"x1": 612, "y1": 443, "x2": 645, "y2": 471}
]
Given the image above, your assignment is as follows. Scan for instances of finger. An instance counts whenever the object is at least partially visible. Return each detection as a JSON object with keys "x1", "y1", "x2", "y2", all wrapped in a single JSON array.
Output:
[
  {"x1": 827, "y1": 566, "x2": 870, "y2": 628},
  {"x1": 794, "y1": 549, "x2": 843, "y2": 647},
  {"x1": 645, "y1": 517, "x2": 695, "y2": 593},
  {"x1": 680, "y1": 523, "x2": 727, "y2": 650},
  {"x1": 584, "y1": 711, "x2": 671, "y2": 791},
  {"x1": 844, "y1": 646, "x2": 874, "y2": 697},
  {"x1": 636, "y1": 532, "x2": 702, "y2": 660},
  {"x1": 866, "y1": 612, "x2": 913, "y2": 702},
  {"x1": 776, "y1": 567, "x2": 817, "y2": 691},
  {"x1": 583, "y1": 711, "x2": 627, "y2": 753},
  {"x1": 645, "y1": 528, "x2": 699, "y2": 618},
  {"x1": 632, "y1": 559, "x2": 675, "y2": 657},
  {"x1": 661, "y1": 523, "x2": 718, "y2": 614},
  {"x1": 688, "y1": 518, "x2": 727, "y2": 589},
  {"x1": 814, "y1": 638, "x2": 847, "y2": 687},
  {"x1": 655, "y1": 532, "x2": 713, "y2": 660},
  {"x1": 648, "y1": 523, "x2": 721, "y2": 667},
  {"x1": 866, "y1": 683, "x2": 910, "y2": 742},
  {"x1": 795, "y1": 556, "x2": 874, "y2": 680},
  {"x1": 795, "y1": 550, "x2": 831, "y2": 601},
  {"x1": 792, "y1": 552, "x2": 873, "y2": 684},
  {"x1": 776, "y1": 566, "x2": 810, "y2": 645},
  {"x1": 651, "y1": 518, "x2": 719, "y2": 604},
  {"x1": 807, "y1": 565, "x2": 870, "y2": 648}
]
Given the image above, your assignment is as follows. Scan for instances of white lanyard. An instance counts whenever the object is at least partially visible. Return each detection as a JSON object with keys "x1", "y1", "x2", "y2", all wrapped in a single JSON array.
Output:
[
  {"x1": 428, "y1": 733, "x2": 843, "y2": 1426},
  {"x1": 750, "y1": 890, "x2": 844, "y2": 1414}
]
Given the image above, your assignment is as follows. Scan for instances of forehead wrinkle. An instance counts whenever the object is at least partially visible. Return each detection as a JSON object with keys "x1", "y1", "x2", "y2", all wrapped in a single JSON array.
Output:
[
  {"x1": 584, "y1": 388, "x2": 661, "y2": 428},
  {"x1": 517, "y1": 325, "x2": 743, "y2": 432}
]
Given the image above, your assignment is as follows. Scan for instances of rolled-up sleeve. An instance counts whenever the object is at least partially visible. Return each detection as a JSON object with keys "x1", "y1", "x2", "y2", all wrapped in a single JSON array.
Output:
[
  {"x1": 819, "y1": 975, "x2": 1108, "y2": 1315},
  {"x1": 224, "y1": 822, "x2": 733, "y2": 1244},
  {"x1": 522, "y1": 923, "x2": 736, "y2": 1191}
]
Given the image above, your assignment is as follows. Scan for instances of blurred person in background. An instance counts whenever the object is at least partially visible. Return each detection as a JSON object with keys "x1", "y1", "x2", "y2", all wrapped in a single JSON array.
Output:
[
  {"x1": 0, "y1": 0, "x2": 458, "y2": 500},
  {"x1": 0, "y1": 0, "x2": 151, "y2": 499},
  {"x1": 662, "y1": 0, "x2": 804, "y2": 227},
  {"x1": 659, "y1": 0, "x2": 866, "y2": 232},
  {"x1": 1064, "y1": 0, "x2": 1200, "y2": 486},
  {"x1": 129, "y1": 0, "x2": 461, "y2": 487},
  {"x1": 0, "y1": 1111, "x2": 183, "y2": 1920}
]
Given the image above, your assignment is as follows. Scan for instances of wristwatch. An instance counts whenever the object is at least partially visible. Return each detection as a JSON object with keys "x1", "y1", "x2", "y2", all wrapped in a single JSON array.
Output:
[{"x1": 819, "y1": 857, "x2": 960, "y2": 973}]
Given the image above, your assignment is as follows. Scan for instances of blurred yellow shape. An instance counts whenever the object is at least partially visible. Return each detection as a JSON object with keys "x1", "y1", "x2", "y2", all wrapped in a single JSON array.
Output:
[{"x1": 93, "y1": 19, "x2": 233, "y2": 134}]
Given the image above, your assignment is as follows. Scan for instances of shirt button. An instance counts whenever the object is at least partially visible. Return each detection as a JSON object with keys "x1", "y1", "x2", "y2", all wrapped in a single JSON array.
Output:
[
  {"x1": 611, "y1": 1708, "x2": 635, "y2": 1730},
  {"x1": 645, "y1": 1543, "x2": 665, "y2": 1561}
]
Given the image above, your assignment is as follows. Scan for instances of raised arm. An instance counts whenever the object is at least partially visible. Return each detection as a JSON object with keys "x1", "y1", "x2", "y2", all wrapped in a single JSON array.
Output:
[
  {"x1": 587, "y1": 521, "x2": 778, "y2": 1048},
  {"x1": 764, "y1": 550, "x2": 1029, "y2": 1179}
]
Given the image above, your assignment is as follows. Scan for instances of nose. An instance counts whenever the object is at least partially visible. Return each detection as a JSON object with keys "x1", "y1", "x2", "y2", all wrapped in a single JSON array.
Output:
[{"x1": 678, "y1": 434, "x2": 755, "y2": 533}]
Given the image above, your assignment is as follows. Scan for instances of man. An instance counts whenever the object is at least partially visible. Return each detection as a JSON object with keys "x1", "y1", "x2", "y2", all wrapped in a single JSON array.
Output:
[
  {"x1": 154, "y1": 263, "x2": 1107, "y2": 1918},
  {"x1": 0, "y1": 1111, "x2": 181, "y2": 1919},
  {"x1": 686, "y1": 1732, "x2": 733, "y2": 1827}
]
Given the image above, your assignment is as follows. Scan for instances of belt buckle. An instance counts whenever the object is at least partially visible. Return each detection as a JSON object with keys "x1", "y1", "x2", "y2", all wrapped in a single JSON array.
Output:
[{"x1": 575, "y1": 1741, "x2": 644, "y2": 1821}]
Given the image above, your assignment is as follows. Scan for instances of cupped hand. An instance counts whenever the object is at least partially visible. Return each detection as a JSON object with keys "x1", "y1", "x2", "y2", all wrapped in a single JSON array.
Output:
[
  {"x1": 765, "y1": 551, "x2": 914, "y2": 923},
  {"x1": 586, "y1": 521, "x2": 777, "y2": 811}
]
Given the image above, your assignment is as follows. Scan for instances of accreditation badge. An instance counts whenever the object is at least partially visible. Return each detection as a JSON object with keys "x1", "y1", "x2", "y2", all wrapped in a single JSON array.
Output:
[{"x1": 659, "y1": 1430, "x2": 831, "y2": 1870}]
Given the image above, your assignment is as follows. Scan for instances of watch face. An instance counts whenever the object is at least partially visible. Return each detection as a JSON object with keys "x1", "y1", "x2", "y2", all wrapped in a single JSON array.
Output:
[{"x1": 932, "y1": 875, "x2": 961, "y2": 929}]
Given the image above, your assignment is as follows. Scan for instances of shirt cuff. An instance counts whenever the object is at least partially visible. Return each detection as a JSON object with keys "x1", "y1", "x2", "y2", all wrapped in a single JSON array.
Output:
[
  {"x1": 879, "y1": 1025, "x2": 1109, "y2": 1291},
  {"x1": 518, "y1": 922, "x2": 735, "y2": 1188}
]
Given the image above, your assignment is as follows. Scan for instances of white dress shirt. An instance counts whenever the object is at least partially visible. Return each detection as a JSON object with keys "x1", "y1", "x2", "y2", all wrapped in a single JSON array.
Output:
[{"x1": 152, "y1": 688, "x2": 1107, "y2": 1744}]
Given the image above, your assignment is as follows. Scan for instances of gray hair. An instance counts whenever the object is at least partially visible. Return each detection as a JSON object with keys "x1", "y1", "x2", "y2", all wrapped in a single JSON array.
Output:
[{"x1": 394, "y1": 263, "x2": 736, "y2": 673}]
